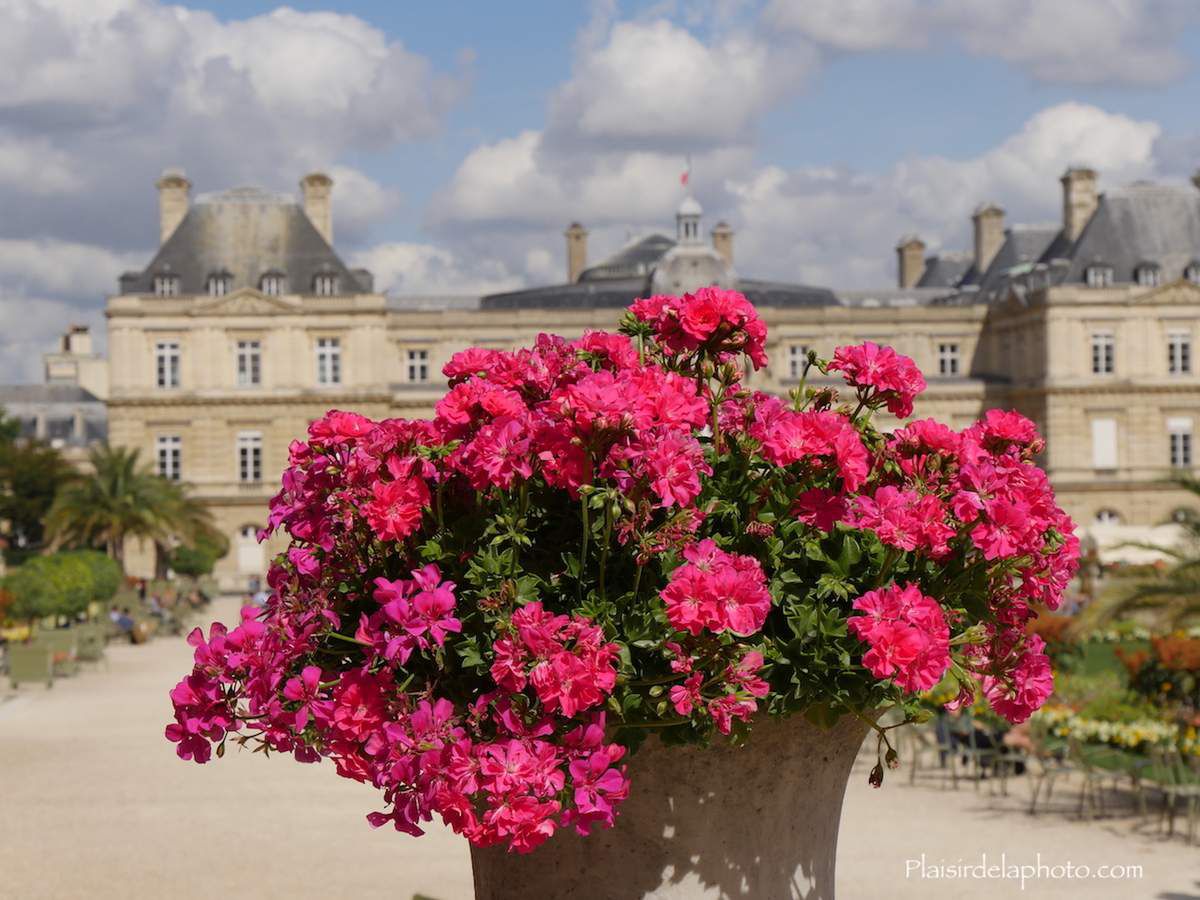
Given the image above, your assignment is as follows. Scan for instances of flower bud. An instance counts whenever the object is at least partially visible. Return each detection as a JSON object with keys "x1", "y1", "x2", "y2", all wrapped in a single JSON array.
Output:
[
  {"x1": 885, "y1": 747, "x2": 899, "y2": 770},
  {"x1": 868, "y1": 762, "x2": 884, "y2": 788}
]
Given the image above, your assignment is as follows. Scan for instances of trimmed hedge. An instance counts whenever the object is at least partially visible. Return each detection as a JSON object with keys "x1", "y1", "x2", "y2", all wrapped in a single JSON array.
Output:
[{"x1": 1, "y1": 550, "x2": 123, "y2": 625}]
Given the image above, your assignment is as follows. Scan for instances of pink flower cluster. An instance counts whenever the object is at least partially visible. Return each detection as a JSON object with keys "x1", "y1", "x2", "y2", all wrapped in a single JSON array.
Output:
[
  {"x1": 491, "y1": 602, "x2": 620, "y2": 718},
  {"x1": 659, "y1": 539, "x2": 773, "y2": 636},
  {"x1": 167, "y1": 286, "x2": 1080, "y2": 850},
  {"x1": 828, "y1": 341, "x2": 926, "y2": 417},
  {"x1": 847, "y1": 583, "x2": 951, "y2": 693},
  {"x1": 630, "y1": 287, "x2": 768, "y2": 369},
  {"x1": 358, "y1": 565, "x2": 462, "y2": 666},
  {"x1": 668, "y1": 649, "x2": 771, "y2": 735}
]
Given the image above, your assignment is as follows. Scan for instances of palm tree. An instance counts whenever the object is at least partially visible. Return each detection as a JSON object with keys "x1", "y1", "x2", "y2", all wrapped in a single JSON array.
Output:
[
  {"x1": 44, "y1": 444, "x2": 223, "y2": 572},
  {"x1": 1080, "y1": 475, "x2": 1200, "y2": 630}
]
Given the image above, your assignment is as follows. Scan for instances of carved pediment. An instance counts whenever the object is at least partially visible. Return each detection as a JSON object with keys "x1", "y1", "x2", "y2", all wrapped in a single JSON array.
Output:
[
  {"x1": 191, "y1": 288, "x2": 299, "y2": 316},
  {"x1": 1131, "y1": 279, "x2": 1200, "y2": 306}
]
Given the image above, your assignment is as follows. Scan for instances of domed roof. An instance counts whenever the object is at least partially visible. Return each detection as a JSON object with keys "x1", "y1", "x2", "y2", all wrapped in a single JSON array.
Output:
[
  {"x1": 677, "y1": 195, "x2": 703, "y2": 217},
  {"x1": 649, "y1": 243, "x2": 734, "y2": 296}
]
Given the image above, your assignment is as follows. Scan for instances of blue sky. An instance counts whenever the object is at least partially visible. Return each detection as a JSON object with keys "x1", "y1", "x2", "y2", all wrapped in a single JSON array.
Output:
[{"x1": 2, "y1": 0, "x2": 1200, "y2": 379}]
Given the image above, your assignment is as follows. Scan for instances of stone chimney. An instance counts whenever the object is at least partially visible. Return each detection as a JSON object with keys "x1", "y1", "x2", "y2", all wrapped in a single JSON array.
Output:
[
  {"x1": 711, "y1": 221, "x2": 734, "y2": 268},
  {"x1": 972, "y1": 202, "x2": 1005, "y2": 274},
  {"x1": 895, "y1": 235, "x2": 926, "y2": 288},
  {"x1": 63, "y1": 324, "x2": 92, "y2": 356},
  {"x1": 300, "y1": 171, "x2": 334, "y2": 245},
  {"x1": 1061, "y1": 167, "x2": 1098, "y2": 242},
  {"x1": 565, "y1": 222, "x2": 588, "y2": 282},
  {"x1": 155, "y1": 168, "x2": 191, "y2": 244}
]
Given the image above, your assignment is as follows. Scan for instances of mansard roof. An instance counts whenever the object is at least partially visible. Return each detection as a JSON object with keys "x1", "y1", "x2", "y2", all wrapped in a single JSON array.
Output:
[
  {"x1": 978, "y1": 225, "x2": 1061, "y2": 293},
  {"x1": 119, "y1": 187, "x2": 369, "y2": 296},
  {"x1": 916, "y1": 252, "x2": 972, "y2": 288},
  {"x1": 1062, "y1": 182, "x2": 1200, "y2": 285},
  {"x1": 578, "y1": 234, "x2": 674, "y2": 282}
]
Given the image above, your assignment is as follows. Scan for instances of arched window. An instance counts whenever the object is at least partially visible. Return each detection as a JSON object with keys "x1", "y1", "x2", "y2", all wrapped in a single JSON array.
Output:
[
  {"x1": 1085, "y1": 265, "x2": 1113, "y2": 288},
  {"x1": 1095, "y1": 509, "x2": 1121, "y2": 525},
  {"x1": 206, "y1": 271, "x2": 232, "y2": 296},
  {"x1": 260, "y1": 272, "x2": 286, "y2": 296},
  {"x1": 1135, "y1": 263, "x2": 1161, "y2": 287}
]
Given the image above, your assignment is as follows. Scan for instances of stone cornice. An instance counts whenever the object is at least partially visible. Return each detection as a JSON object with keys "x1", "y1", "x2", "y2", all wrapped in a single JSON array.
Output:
[
  {"x1": 1008, "y1": 381, "x2": 1200, "y2": 399},
  {"x1": 107, "y1": 391, "x2": 392, "y2": 409}
]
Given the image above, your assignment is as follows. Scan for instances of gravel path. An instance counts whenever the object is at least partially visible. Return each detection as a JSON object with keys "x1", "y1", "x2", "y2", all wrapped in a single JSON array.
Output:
[{"x1": 2, "y1": 596, "x2": 1196, "y2": 899}]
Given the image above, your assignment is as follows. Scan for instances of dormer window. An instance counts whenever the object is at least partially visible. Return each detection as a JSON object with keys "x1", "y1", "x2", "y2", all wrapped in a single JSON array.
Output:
[
  {"x1": 207, "y1": 271, "x2": 232, "y2": 296},
  {"x1": 313, "y1": 273, "x2": 339, "y2": 296},
  {"x1": 1135, "y1": 262, "x2": 1161, "y2": 287},
  {"x1": 1085, "y1": 264, "x2": 1113, "y2": 288},
  {"x1": 260, "y1": 272, "x2": 286, "y2": 296},
  {"x1": 1186, "y1": 262, "x2": 1200, "y2": 285},
  {"x1": 153, "y1": 274, "x2": 180, "y2": 297}
]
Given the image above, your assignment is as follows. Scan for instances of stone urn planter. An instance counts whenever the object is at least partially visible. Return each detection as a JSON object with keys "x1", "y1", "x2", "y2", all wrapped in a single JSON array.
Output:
[{"x1": 470, "y1": 713, "x2": 870, "y2": 900}]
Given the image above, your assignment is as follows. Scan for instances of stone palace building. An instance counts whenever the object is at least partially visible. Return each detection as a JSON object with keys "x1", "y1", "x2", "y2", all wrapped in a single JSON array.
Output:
[{"x1": 104, "y1": 167, "x2": 1200, "y2": 587}]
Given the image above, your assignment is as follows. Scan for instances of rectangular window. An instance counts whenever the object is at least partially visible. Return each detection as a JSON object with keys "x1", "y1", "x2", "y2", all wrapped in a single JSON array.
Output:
[
  {"x1": 1169, "y1": 417, "x2": 1194, "y2": 468},
  {"x1": 1168, "y1": 331, "x2": 1192, "y2": 375},
  {"x1": 1091, "y1": 418, "x2": 1117, "y2": 470},
  {"x1": 236, "y1": 340, "x2": 262, "y2": 387},
  {"x1": 316, "y1": 337, "x2": 341, "y2": 385},
  {"x1": 314, "y1": 274, "x2": 338, "y2": 296},
  {"x1": 237, "y1": 432, "x2": 262, "y2": 483},
  {"x1": 787, "y1": 344, "x2": 810, "y2": 379},
  {"x1": 155, "y1": 341, "x2": 180, "y2": 389},
  {"x1": 937, "y1": 342, "x2": 960, "y2": 376},
  {"x1": 155, "y1": 435, "x2": 181, "y2": 481},
  {"x1": 1090, "y1": 332, "x2": 1115, "y2": 375},
  {"x1": 153, "y1": 275, "x2": 179, "y2": 297},
  {"x1": 406, "y1": 349, "x2": 429, "y2": 383}
]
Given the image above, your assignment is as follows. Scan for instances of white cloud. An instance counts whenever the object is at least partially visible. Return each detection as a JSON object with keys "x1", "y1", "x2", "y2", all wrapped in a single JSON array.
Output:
[
  {"x1": 728, "y1": 102, "x2": 1164, "y2": 287},
  {"x1": 765, "y1": 0, "x2": 1199, "y2": 85},
  {"x1": 0, "y1": 238, "x2": 145, "y2": 298},
  {"x1": 0, "y1": 0, "x2": 463, "y2": 249},
  {"x1": 546, "y1": 18, "x2": 805, "y2": 151},
  {"x1": 350, "y1": 243, "x2": 523, "y2": 296}
]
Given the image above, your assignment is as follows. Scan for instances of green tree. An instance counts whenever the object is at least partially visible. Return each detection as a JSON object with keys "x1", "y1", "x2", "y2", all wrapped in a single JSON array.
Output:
[
  {"x1": 44, "y1": 444, "x2": 224, "y2": 571},
  {"x1": 0, "y1": 407, "x2": 76, "y2": 565},
  {"x1": 67, "y1": 549, "x2": 122, "y2": 603},
  {"x1": 169, "y1": 530, "x2": 230, "y2": 579}
]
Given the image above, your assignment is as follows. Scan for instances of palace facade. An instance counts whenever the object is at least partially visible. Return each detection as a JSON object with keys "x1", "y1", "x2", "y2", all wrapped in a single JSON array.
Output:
[{"x1": 105, "y1": 168, "x2": 1200, "y2": 587}]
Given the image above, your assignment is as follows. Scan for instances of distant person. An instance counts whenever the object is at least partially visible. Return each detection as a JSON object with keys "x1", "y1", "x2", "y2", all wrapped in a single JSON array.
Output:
[
  {"x1": 115, "y1": 607, "x2": 135, "y2": 634},
  {"x1": 251, "y1": 588, "x2": 270, "y2": 608}
]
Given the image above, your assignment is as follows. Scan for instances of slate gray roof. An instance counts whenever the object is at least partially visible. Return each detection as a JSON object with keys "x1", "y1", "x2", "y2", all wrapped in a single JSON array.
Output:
[
  {"x1": 916, "y1": 252, "x2": 972, "y2": 288},
  {"x1": 978, "y1": 225, "x2": 1061, "y2": 294},
  {"x1": 1063, "y1": 182, "x2": 1200, "y2": 284},
  {"x1": 482, "y1": 278, "x2": 650, "y2": 310},
  {"x1": 738, "y1": 279, "x2": 839, "y2": 307},
  {"x1": 119, "y1": 187, "x2": 369, "y2": 296},
  {"x1": 0, "y1": 384, "x2": 102, "y2": 403},
  {"x1": 579, "y1": 234, "x2": 674, "y2": 282},
  {"x1": 0, "y1": 384, "x2": 106, "y2": 446}
]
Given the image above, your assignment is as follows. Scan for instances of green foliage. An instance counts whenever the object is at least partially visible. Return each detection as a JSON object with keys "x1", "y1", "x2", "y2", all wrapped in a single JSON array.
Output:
[
  {"x1": 0, "y1": 549, "x2": 124, "y2": 624},
  {"x1": 169, "y1": 529, "x2": 230, "y2": 578},
  {"x1": 0, "y1": 417, "x2": 75, "y2": 565},
  {"x1": 66, "y1": 549, "x2": 122, "y2": 602},
  {"x1": 45, "y1": 444, "x2": 223, "y2": 570}
]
